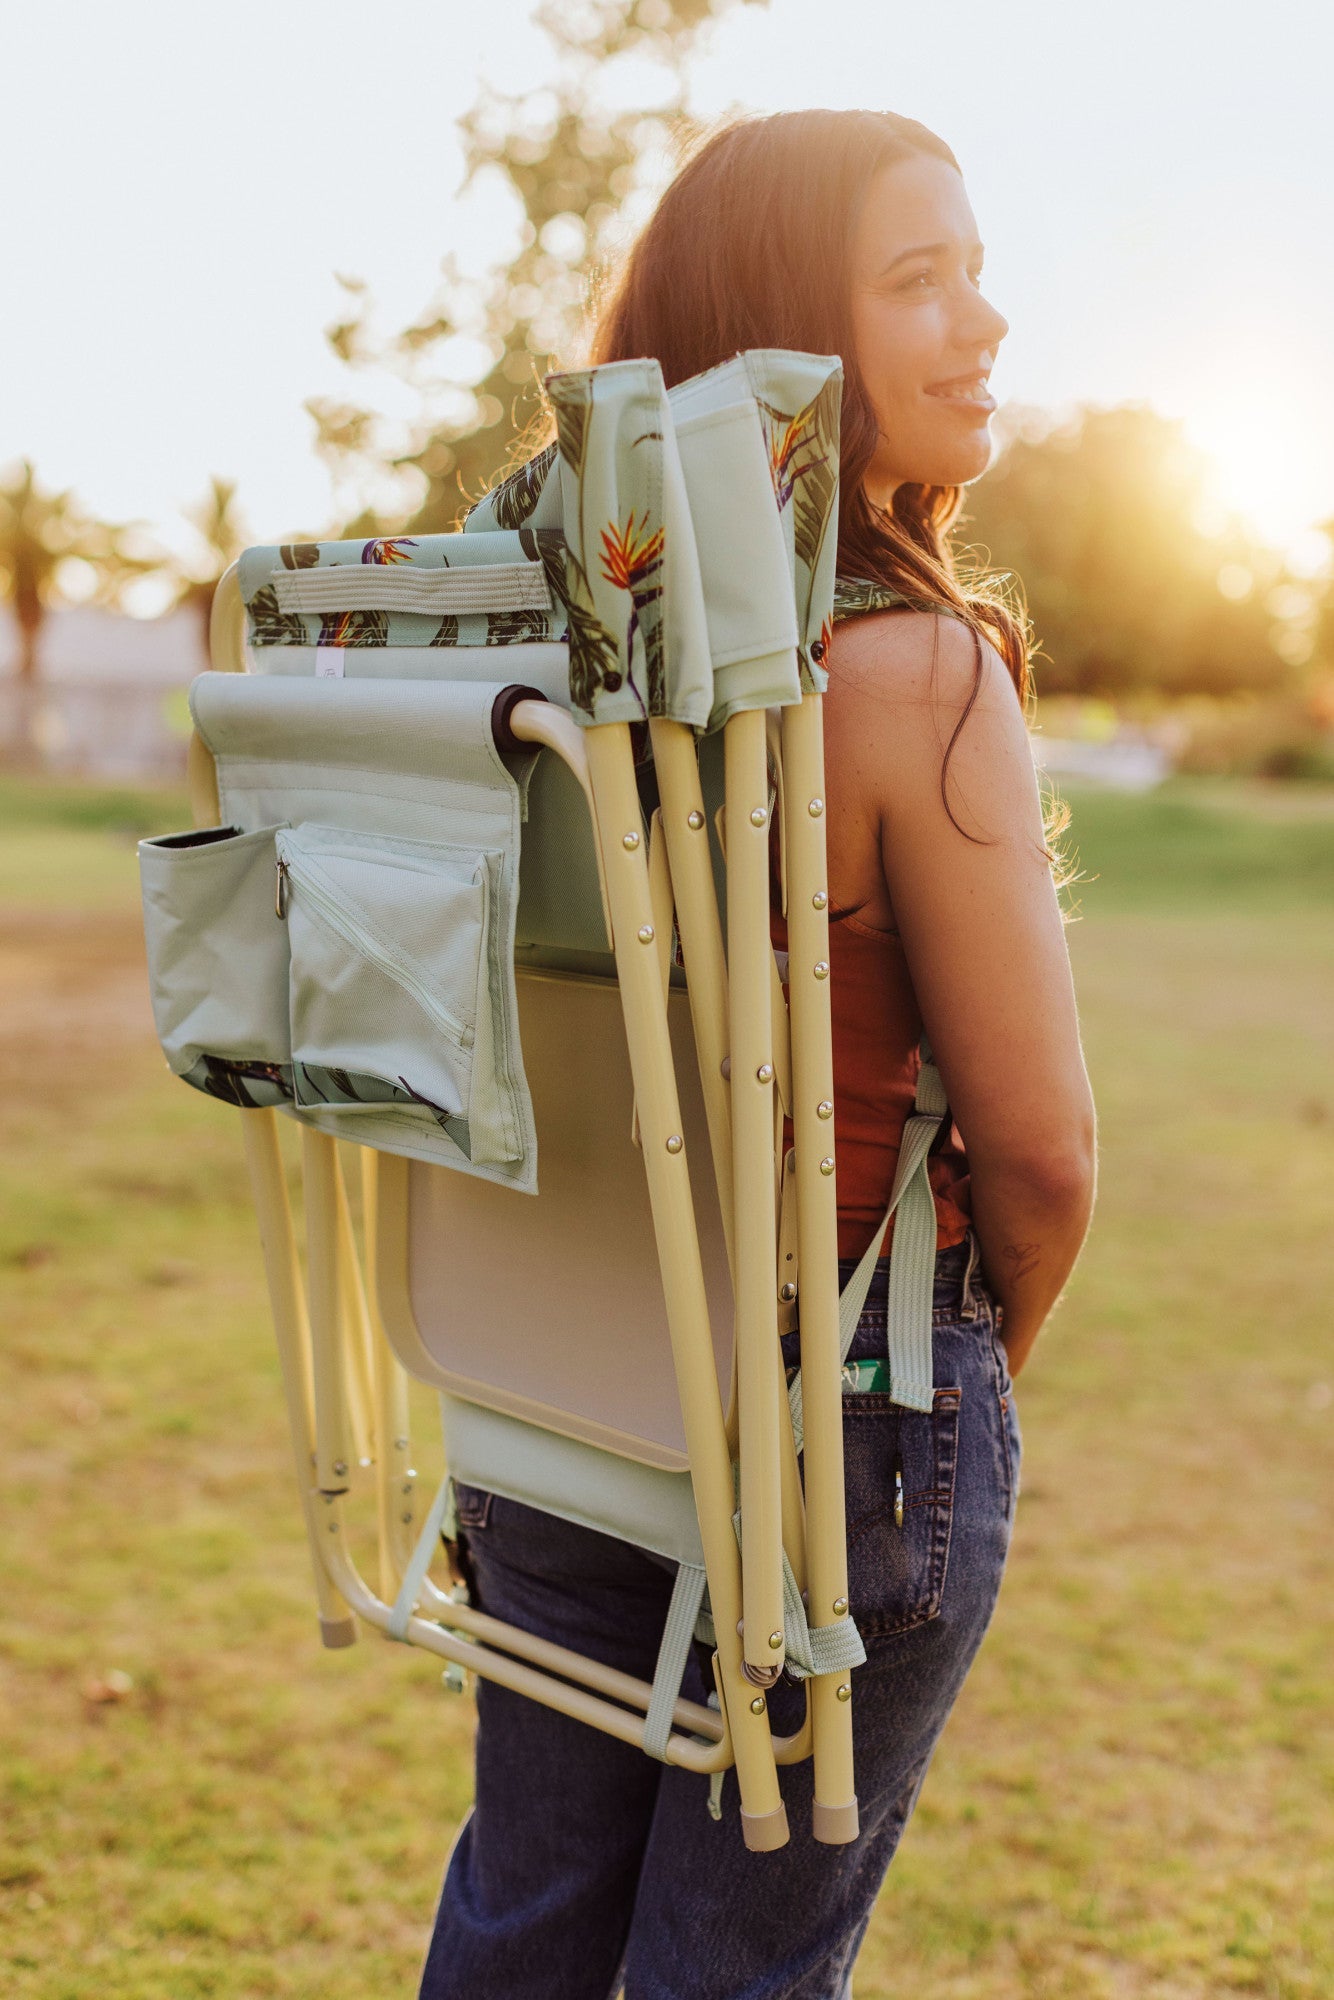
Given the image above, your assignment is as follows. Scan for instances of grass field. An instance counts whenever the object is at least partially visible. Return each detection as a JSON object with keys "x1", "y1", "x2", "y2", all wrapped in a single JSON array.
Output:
[{"x1": 2, "y1": 774, "x2": 1331, "y2": 1997}]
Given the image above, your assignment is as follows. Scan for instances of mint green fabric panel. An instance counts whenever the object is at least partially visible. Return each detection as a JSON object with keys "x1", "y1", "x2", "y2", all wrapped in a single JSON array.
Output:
[
  {"x1": 547, "y1": 360, "x2": 712, "y2": 730},
  {"x1": 138, "y1": 824, "x2": 291, "y2": 1077},
  {"x1": 440, "y1": 1393, "x2": 706, "y2": 1568},
  {"x1": 189, "y1": 674, "x2": 537, "y2": 1191},
  {"x1": 672, "y1": 399, "x2": 801, "y2": 729},
  {"x1": 207, "y1": 655, "x2": 612, "y2": 972},
  {"x1": 668, "y1": 350, "x2": 840, "y2": 696},
  {"x1": 277, "y1": 824, "x2": 492, "y2": 1152}
]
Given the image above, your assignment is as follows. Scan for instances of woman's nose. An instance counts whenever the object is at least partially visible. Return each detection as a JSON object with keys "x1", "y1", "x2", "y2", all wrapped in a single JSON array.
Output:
[{"x1": 974, "y1": 290, "x2": 1009, "y2": 349}]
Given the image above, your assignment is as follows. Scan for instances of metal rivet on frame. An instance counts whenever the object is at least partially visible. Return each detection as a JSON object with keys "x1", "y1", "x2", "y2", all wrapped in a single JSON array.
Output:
[
  {"x1": 687, "y1": 809, "x2": 705, "y2": 830},
  {"x1": 749, "y1": 1695, "x2": 767, "y2": 1715},
  {"x1": 638, "y1": 924, "x2": 655, "y2": 944},
  {"x1": 819, "y1": 1157, "x2": 835, "y2": 1177},
  {"x1": 623, "y1": 831, "x2": 640, "y2": 849},
  {"x1": 832, "y1": 1596, "x2": 848, "y2": 1616},
  {"x1": 665, "y1": 1134, "x2": 683, "y2": 1154},
  {"x1": 836, "y1": 1683, "x2": 852, "y2": 1703},
  {"x1": 750, "y1": 806, "x2": 768, "y2": 828},
  {"x1": 756, "y1": 1062, "x2": 774, "y2": 1084},
  {"x1": 333, "y1": 1460, "x2": 348, "y2": 1477},
  {"x1": 779, "y1": 1282, "x2": 797, "y2": 1302},
  {"x1": 768, "y1": 1630, "x2": 783, "y2": 1650},
  {"x1": 813, "y1": 960, "x2": 829, "y2": 980},
  {"x1": 817, "y1": 1099, "x2": 833, "y2": 1119},
  {"x1": 812, "y1": 890, "x2": 828, "y2": 910},
  {"x1": 808, "y1": 797, "x2": 824, "y2": 817}
]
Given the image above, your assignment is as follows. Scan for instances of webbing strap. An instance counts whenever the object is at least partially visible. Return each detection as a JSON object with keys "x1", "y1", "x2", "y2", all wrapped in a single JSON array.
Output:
[
  {"x1": 788, "y1": 1049, "x2": 946, "y2": 1445},
  {"x1": 643, "y1": 1561, "x2": 708, "y2": 1761},
  {"x1": 728, "y1": 1494, "x2": 867, "y2": 1681},
  {"x1": 780, "y1": 1550, "x2": 867, "y2": 1679},
  {"x1": 387, "y1": 1474, "x2": 453, "y2": 1641}
]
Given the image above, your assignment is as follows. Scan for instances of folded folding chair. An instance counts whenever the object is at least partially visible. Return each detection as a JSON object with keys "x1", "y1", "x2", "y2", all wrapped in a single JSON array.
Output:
[{"x1": 139, "y1": 349, "x2": 945, "y2": 1851}]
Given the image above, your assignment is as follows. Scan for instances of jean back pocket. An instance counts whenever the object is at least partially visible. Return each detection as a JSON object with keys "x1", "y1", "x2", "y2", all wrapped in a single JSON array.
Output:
[{"x1": 841, "y1": 1385, "x2": 961, "y2": 1640}]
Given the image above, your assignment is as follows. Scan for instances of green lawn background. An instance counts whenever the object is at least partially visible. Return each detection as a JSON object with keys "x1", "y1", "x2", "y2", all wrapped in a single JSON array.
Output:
[{"x1": 1, "y1": 776, "x2": 1331, "y2": 1997}]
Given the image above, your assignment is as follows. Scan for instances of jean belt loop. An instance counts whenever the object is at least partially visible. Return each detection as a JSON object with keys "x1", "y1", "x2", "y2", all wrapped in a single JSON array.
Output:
[{"x1": 960, "y1": 1229, "x2": 981, "y2": 1321}]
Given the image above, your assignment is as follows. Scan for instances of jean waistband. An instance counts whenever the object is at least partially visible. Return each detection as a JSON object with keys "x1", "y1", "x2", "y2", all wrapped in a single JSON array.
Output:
[{"x1": 837, "y1": 1231, "x2": 984, "y2": 1321}]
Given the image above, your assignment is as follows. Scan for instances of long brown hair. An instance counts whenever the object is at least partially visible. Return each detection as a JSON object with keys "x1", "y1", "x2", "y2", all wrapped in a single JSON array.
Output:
[{"x1": 591, "y1": 109, "x2": 1034, "y2": 767}]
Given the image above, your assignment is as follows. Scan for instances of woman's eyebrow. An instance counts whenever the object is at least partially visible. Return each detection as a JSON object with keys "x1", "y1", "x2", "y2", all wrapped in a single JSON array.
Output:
[{"x1": 877, "y1": 239, "x2": 984, "y2": 277}]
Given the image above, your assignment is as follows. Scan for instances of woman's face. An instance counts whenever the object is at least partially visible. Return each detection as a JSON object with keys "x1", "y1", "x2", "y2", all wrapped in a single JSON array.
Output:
[{"x1": 849, "y1": 153, "x2": 1008, "y2": 503}]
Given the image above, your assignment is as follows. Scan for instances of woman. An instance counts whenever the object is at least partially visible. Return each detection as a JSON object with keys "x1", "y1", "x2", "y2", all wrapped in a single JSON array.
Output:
[{"x1": 421, "y1": 109, "x2": 1096, "y2": 1999}]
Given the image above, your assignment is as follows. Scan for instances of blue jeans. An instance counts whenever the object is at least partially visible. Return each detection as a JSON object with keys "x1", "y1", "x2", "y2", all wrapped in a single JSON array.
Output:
[{"x1": 420, "y1": 1238, "x2": 1020, "y2": 2000}]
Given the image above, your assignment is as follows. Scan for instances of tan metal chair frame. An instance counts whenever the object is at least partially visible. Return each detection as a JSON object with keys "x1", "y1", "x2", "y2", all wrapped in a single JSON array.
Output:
[{"x1": 191, "y1": 560, "x2": 857, "y2": 1851}]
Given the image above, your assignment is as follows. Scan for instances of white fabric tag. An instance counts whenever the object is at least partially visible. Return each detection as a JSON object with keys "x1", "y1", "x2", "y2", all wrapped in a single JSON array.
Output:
[{"x1": 315, "y1": 648, "x2": 344, "y2": 679}]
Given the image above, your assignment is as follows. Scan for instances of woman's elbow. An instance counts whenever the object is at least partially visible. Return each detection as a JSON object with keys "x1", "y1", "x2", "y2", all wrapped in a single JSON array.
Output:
[{"x1": 973, "y1": 1121, "x2": 1097, "y2": 1219}]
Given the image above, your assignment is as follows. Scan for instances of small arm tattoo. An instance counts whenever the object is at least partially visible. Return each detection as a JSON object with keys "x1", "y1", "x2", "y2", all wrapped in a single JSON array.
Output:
[{"x1": 1002, "y1": 1242, "x2": 1041, "y2": 1283}]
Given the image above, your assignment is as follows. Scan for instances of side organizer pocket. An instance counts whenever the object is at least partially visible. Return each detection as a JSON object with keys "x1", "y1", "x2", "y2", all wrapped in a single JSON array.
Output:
[
  {"x1": 138, "y1": 824, "x2": 294, "y2": 1107},
  {"x1": 277, "y1": 824, "x2": 520, "y2": 1171}
]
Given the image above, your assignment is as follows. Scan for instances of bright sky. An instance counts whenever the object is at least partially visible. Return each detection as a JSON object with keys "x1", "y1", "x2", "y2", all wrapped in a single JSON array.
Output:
[{"x1": 4, "y1": 0, "x2": 1333, "y2": 569}]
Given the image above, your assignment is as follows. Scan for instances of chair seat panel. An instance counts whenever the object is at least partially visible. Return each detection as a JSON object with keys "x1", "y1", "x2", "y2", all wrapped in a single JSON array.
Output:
[{"x1": 392, "y1": 970, "x2": 734, "y2": 1470}]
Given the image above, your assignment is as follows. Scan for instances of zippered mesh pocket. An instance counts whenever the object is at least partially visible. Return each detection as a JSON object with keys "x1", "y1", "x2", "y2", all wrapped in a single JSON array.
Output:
[{"x1": 277, "y1": 825, "x2": 505, "y2": 1163}]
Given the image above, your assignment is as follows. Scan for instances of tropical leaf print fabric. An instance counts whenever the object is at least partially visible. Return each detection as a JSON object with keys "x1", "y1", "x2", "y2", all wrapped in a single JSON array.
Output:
[
  {"x1": 235, "y1": 353, "x2": 847, "y2": 724},
  {"x1": 237, "y1": 530, "x2": 566, "y2": 653},
  {"x1": 545, "y1": 360, "x2": 712, "y2": 729},
  {"x1": 832, "y1": 577, "x2": 908, "y2": 622},
  {"x1": 464, "y1": 441, "x2": 561, "y2": 534}
]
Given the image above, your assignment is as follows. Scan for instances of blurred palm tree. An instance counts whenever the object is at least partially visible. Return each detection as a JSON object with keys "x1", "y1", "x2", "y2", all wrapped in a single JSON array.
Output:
[
  {"x1": 0, "y1": 459, "x2": 151, "y2": 765},
  {"x1": 171, "y1": 476, "x2": 249, "y2": 658}
]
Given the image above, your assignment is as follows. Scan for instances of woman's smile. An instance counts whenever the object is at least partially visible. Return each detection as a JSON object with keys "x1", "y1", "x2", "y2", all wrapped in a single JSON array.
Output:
[{"x1": 923, "y1": 370, "x2": 997, "y2": 415}]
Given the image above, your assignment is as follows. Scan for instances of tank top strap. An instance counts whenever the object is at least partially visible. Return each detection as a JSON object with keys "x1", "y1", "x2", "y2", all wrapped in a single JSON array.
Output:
[{"x1": 832, "y1": 576, "x2": 912, "y2": 624}]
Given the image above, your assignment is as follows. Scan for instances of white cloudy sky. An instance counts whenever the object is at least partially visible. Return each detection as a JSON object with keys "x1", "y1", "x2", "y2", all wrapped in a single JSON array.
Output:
[{"x1": 3, "y1": 0, "x2": 1332, "y2": 563}]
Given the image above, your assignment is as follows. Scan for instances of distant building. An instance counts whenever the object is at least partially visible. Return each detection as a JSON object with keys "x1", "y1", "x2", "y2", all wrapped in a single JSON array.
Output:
[{"x1": 0, "y1": 606, "x2": 205, "y2": 778}]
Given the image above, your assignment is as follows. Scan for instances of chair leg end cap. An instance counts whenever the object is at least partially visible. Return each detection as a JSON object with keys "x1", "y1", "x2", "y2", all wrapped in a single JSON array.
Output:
[
  {"x1": 812, "y1": 1798, "x2": 859, "y2": 1844},
  {"x1": 319, "y1": 1615, "x2": 358, "y2": 1650},
  {"x1": 739, "y1": 1804, "x2": 790, "y2": 1852}
]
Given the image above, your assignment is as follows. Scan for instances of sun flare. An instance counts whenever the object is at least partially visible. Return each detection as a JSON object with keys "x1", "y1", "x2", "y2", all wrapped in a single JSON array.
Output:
[{"x1": 1178, "y1": 383, "x2": 1334, "y2": 563}]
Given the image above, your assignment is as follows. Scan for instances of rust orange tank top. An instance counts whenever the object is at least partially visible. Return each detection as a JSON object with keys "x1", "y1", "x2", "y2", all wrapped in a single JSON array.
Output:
[
  {"x1": 771, "y1": 896, "x2": 972, "y2": 1265},
  {"x1": 770, "y1": 573, "x2": 972, "y2": 1262}
]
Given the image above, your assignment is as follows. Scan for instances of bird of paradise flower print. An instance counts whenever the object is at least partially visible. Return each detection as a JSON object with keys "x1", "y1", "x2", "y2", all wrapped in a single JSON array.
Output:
[
  {"x1": 361, "y1": 537, "x2": 417, "y2": 565},
  {"x1": 599, "y1": 510, "x2": 666, "y2": 711},
  {"x1": 316, "y1": 608, "x2": 388, "y2": 648},
  {"x1": 759, "y1": 377, "x2": 840, "y2": 580}
]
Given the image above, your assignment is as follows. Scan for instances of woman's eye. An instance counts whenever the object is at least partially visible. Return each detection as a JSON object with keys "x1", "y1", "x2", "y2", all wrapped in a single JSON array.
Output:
[{"x1": 897, "y1": 270, "x2": 934, "y2": 293}]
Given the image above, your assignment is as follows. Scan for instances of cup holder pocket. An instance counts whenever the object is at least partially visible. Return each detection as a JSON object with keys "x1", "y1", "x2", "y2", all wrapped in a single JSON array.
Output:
[
  {"x1": 276, "y1": 824, "x2": 498, "y2": 1159},
  {"x1": 139, "y1": 823, "x2": 293, "y2": 1104}
]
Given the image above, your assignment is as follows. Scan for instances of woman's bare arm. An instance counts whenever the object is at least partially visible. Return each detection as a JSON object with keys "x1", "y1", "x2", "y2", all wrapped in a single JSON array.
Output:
[{"x1": 826, "y1": 612, "x2": 1096, "y2": 1374}]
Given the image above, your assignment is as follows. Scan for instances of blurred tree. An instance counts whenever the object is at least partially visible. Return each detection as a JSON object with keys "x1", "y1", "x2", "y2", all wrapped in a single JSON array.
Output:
[
  {"x1": 309, "y1": 0, "x2": 761, "y2": 533},
  {"x1": 0, "y1": 460, "x2": 150, "y2": 764},
  {"x1": 170, "y1": 476, "x2": 249, "y2": 659},
  {"x1": 962, "y1": 406, "x2": 1303, "y2": 700}
]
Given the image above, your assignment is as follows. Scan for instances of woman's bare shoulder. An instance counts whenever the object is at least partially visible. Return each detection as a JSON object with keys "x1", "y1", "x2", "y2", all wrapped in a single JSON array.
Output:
[
  {"x1": 823, "y1": 609, "x2": 1034, "y2": 845},
  {"x1": 826, "y1": 607, "x2": 1016, "y2": 717}
]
